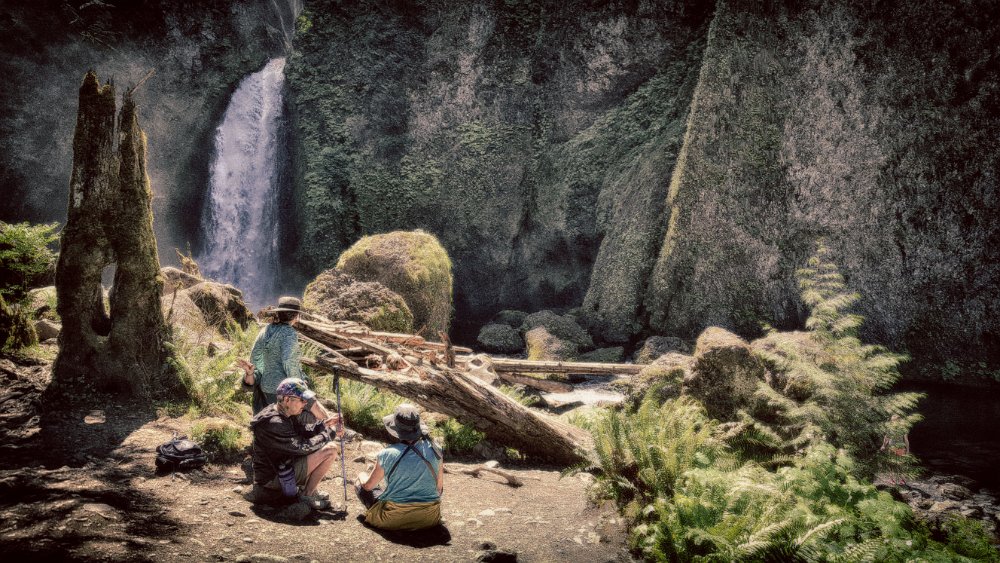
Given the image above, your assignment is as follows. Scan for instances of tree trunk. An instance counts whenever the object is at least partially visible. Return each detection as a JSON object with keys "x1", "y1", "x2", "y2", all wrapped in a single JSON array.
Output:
[
  {"x1": 302, "y1": 354, "x2": 592, "y2": 466},
  {"x1": 52, "y1": 72, "x2": 180, "y2": 398}
]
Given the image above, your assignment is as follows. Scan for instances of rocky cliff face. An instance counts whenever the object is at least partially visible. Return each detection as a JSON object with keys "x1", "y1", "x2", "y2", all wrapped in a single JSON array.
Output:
[
  {"x1": 3, "y1": 0, "x2": 997, "y2": 372},
  {"x1": 0, "y1": 0, "x2": 294, "y2": 255},
  {"x1": 285, "y1": 0, "x2": 999, "y2": 370}
]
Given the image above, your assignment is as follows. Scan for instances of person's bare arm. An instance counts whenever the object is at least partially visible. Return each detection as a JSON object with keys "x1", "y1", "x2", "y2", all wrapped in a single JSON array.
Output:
[
  {"x1": 363, "y1": 461, "x2": 385, "y2": 491},
  {"x1": 436, "y1": 457, "x2": 444, "y2": 495}
]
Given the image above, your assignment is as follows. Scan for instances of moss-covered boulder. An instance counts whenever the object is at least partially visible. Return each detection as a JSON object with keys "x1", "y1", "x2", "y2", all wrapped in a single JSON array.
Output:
[
  {"x1": 26, "y1": 286, "x2": 57, "y2": 320},
  {"x1": 337, "y1": 230, "x2": 452, "y2": 338},
  {"x1": 161, "y1": 266, "x2": 202, "y2": 296},
  {"x1": 0, "y1": 294, "x2": 37, "y2": 351},
  {"x1": 578, "y1": 346, "x2": 625, "y2": 363},
  {"x1": 524, "y1": 326, "x2": 577, "y2": 362},
  {"x1": 164, "y1": 281, "x2": 251, "y2": 346},
  {"x1": 629, "y1": 352, "x2": 693, "y2": 406},
  {"x1": 303, "y1": 269, "x2": 413, "y2": 333},
  {"x1": 684, "y1": 327, "x2": 767, "y2": 421},
  {"x1": 520, "y1": 310, "x2": 593, "y2": 353},
  {"x1": 493, "y1": 310, "x2": 527, "y2": 328},
  {"x1": 34, "y1": 318, "x2": 61, "y2": 342},
  {"x1": 476, "y1": 323, "x2": 523, "y2": 354},
  {"x1": 634, "y1": 336, "x2": 692, "y2": 364}
]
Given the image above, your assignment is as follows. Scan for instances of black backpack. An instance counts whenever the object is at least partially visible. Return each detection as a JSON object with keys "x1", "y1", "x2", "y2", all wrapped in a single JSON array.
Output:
[{"x1": 155, "y1": 434, "x2": 208, "y2": 471}]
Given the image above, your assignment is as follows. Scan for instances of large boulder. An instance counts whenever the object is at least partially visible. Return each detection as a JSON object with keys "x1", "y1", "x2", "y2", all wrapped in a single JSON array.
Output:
[
  {"x1": 492, "y1": 310, "x2": 527, "y2": 328},
  {"x1": 337, "y1": 230, "x2": 452, "y2": 338},
  {"x1": 524, "y1": 326, "x2": 576, "y2": 362},
  {"x1": 476, "y1": 323, "x2": 524, "y2": 354},
  {"x1": 163, "y1": 281, "x2": 252, "y2": 346},
  {"x1": 26, "y1": 286, "x2": 57, "y2": 319},
  {"x1": 303, "y1": 269, "x2": 414, "y2": 333},
  {"x1": 33, "y1": 318, "x2": 61, "y2": 342},
  {"x1": 578, "y1": 346, "x2": 625, "y2": 363},
  {"x1": 634, "y1": 336, "x2": 692, "y2": 364},
  {"x1": 683, "y1": 327, "x2": 767, "y2": 421},
  {"x1": 160, "y1": 266, "x2": 203, "y2": 296},
  {"x1": 520, "y1": 310, "x2": 593, "y2": 354}
]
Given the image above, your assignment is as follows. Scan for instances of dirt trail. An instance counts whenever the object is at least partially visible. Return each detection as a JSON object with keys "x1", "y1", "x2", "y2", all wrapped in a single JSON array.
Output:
[{"x1": 0, "y1": 352, "x2": 630, "y2": 562}]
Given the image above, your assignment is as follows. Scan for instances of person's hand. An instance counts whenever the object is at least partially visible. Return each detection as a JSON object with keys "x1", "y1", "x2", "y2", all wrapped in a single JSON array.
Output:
[
  {"x1": 323, "y1": 413, "x2": 341, "y2": 429},
  {"x1": 236, "y1": 358, "x2": 253, "y2": 374}
]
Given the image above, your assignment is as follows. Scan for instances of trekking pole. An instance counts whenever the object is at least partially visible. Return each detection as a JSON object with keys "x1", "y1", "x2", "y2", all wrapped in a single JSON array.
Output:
[{"x1": 334, "y1": 371, "x2": 349, "y2": 505}]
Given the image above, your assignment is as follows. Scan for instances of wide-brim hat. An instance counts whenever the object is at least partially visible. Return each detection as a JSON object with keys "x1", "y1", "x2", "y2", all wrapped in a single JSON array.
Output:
[
  {"x1": 383, "y1": 404, "x2": 428, "y2": 441},
  {"x1": 276, "y1": 296, "x2": 302, "y2": 311}
]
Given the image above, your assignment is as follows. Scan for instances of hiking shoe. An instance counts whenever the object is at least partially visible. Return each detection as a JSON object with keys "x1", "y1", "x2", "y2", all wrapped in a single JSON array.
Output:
[{"x1": 300, "y1": 493, "x2": 330, "y2": 510}]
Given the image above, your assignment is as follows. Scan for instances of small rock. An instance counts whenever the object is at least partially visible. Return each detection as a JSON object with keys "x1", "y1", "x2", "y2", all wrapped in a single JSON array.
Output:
[
  {"x1": 249, "y1": 555, "x2": 290, "y2": 563},
  {"x1": 467, "y1": 518, "x2": 483, "y2": 528},
  {"x1": 479, "y1": 509, "x2": 496, "y2": 517},
  {"x1": 229, "y1": 510, "x2": 247, "y2": 517},
  {"x1": 475, "y1": 540, "x2": 498, "y2": 551},
  {"x1": 243, "y1": 536, "x2": 254, "y2": 543},
  {"x1": 494, "y1": 507, "x2": 511, "y2": 514},
  {"x1": 83, "y1": 410, "x2": 106, "y2": 425},
  {"x1": 939, "y1": 483, "x2": 973, "y2": 500},
  {"x1": 475, "y1": 550, "x2": 518, "y2": 563},
  {"x1": 929, "y1": 500, "x2": 960, "y2": 513},
  {"x1": 572, "y1": 536, "x2": 583, "y2": 545},
  {"x1": 483, "y1": 460, "x2": 500, "y2": 469}
]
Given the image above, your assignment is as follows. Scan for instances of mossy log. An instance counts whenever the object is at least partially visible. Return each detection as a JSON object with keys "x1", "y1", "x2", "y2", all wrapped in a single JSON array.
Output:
[{"x1": 302, "y1": 354, "x2": 591, "y2": 466}]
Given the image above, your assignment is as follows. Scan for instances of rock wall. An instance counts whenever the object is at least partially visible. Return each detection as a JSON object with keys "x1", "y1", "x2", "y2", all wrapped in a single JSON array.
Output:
[{"x1": 286, "y1": 0, "x2": 999, "y2": 367}]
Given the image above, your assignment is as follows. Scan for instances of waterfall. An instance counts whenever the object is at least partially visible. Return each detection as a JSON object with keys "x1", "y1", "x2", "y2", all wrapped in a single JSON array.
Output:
[{"x1": 198, "y1": 57, "x2": 287, "y2": 310}]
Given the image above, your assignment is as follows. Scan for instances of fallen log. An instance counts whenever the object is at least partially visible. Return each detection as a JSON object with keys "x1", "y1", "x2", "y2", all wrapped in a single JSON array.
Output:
[
  {"x1": 302, "y1": 354, "x2": 592, "y2": 466},
  {"x1": 469, "y1": 357, "x2": 645, "y2": 376},
  {"x1": 496, "y1": 372, "x2": 574, "y2": 393}
]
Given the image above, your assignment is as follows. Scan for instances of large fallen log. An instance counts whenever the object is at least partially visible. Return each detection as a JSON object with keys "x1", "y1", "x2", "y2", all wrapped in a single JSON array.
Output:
[
  {"x1": 301, "y1": 354, "x2": 592, "y2": 466},
  {"x1": 473, "y1": 357, "x2": 645, "y2": 376},
  {"x1": 496, "y1": 372, "x2": 574, "y2": 393}
]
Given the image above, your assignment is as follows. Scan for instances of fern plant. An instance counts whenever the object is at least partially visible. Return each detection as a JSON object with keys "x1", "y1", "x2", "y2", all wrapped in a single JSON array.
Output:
[{"x1": 754, "y1": 241, "x2": 924, "y2": 479}]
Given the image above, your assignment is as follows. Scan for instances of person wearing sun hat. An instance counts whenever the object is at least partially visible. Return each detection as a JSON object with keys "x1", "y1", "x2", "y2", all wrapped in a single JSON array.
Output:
[
  {"x1": 237, "y1": 296, "x2": 311, "y2": 414},
  {"x1": 356, "y1": 404, "x2": 444, "y2": 531},
  {"x1": 248, "y1": 377, "x2": 344, "y2": 510}
]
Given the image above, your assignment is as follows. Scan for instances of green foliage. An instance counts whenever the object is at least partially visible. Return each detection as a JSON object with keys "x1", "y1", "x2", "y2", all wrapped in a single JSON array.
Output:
[
  {"x1": 941, "y1": 515, "x2": 1000, "y2": 562},
  {"x1": 0, "y1": 294, "x2": 37, "y2": 352},
  {"x1": 191, "y1": 418, "x2": 250, "y2": 463},
  {"x1": 754, "y1": 241, "x2": 924, "y2": 479},
  {"x1": 497, "y1": 384, "x2": 538, "y2": 407},
  {"x1": 430, "y1": 418, "x2": 485, "y2": 455},
  {"x1": 0, "y1": 221, "x2": 58, "y2": 303},
  {"x1": 592, "y1": 395, "x2": 730, "y2": 518},
  {"x1": 313, "y1": 376, "x2": 405, "y2": 439},
  {"x1": 167, "y1": 321, "x2": 258, "y2": 419}
]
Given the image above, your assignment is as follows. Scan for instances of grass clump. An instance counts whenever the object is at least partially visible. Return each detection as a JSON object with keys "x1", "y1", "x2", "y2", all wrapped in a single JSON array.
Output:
[
  {"x1": 430, "y1": 418, "x2": 485, "y2": 455},
  {"x1": 191, "y1": 417, "x2": 250, "y2": 463}
]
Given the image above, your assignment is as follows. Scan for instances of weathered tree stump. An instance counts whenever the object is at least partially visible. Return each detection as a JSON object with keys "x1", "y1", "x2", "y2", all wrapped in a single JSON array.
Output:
[{"x1": 52, "y1": 71, "x2": 180, "y2": 398}]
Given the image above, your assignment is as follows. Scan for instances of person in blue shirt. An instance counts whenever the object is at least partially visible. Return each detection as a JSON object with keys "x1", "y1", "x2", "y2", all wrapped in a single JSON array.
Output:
[
  {"x1": 238, "y1": 296, "x2": 311, "y2": 413},
  {"x1": 356, "y1": 404, "x2": 444, "y2": 531}
]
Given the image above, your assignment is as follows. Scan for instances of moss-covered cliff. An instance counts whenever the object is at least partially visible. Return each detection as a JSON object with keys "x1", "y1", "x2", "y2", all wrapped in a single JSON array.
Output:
[
  {"x1": 285, "y1": 0, "x2": 712, "y2": 337},
  {"x1": 646, "y1": 0, "x2": 1000, "y2": 369}
]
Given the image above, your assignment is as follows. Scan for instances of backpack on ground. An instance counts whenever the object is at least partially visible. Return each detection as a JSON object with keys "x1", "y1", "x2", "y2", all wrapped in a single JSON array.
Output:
[{"x1": 155, "y1": 434, "x2": 208, "y2": 471}]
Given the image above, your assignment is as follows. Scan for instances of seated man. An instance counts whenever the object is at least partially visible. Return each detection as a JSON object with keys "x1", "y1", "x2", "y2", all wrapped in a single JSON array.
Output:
[
  {"x1": 356, "y1": 404, "x2": 444, "y2": 531},
  {"x1": 249, "y1": 377, "x2": 342, "y2": 510}
]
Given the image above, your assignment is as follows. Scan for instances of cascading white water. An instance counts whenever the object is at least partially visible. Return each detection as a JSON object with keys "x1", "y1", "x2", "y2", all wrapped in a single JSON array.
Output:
[{"x1": 198, "y1": 57, "x2": 287, "y2": 310}]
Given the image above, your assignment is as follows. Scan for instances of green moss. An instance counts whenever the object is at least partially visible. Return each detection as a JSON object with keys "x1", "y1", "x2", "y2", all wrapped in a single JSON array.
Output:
[
  {"x1": 336, "y1": 230, "x2": 453, "y2": 337},
  {"x1": 191, "y1": 418, "x2": 250, "y2": 463}
]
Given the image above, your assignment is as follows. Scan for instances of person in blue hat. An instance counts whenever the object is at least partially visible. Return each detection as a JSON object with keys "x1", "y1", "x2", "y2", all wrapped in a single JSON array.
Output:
[{"x1": 248, "y1": 377, "x2": 343, "y2": 509}]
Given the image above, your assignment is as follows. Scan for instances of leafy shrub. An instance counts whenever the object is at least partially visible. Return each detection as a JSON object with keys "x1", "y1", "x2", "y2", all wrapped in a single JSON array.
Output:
[
  {"x1": 312, "y1": 376, "x2": 405, "y2": 440},
  {"x1": 0, "y1": 221, "x2": 58, "y2": 303},
  {"x1": 431, "y1": 418, "x2": 485, "y2": 455},
  {"x1": 191, "y1": 418, "x2": 250, "y2": 463},
  {"x1": 0, "y1": 294, "x2": 37, "y2": 352},
  {"x1": 167, "y1": 321, "x2": 259, "y2": 419}
]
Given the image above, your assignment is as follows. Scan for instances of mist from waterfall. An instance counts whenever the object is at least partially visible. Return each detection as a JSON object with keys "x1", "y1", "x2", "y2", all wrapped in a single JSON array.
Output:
[{"x1": 198, "y1": 57, "x2": 287, "y2": 310}]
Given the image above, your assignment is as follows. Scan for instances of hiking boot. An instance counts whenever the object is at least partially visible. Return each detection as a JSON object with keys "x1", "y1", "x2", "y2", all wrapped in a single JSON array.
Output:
[{"x1": 300, "y1": 493, "x2": 330, "y2": 510}]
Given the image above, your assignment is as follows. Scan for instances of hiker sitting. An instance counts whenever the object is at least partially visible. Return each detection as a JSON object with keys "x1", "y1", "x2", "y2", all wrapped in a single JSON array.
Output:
[
  {"x1": 355, "y1": 404, "x2": 444, "y2": 531},
  {"x1": 249, "y1": 377, "x2": 342, "y2": 510}
]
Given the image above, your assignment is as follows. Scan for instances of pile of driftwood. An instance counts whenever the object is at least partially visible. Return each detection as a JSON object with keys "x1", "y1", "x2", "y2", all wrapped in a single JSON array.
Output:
[{"x1": 294, "y1": 317, "x2": 645, "y2": 466}]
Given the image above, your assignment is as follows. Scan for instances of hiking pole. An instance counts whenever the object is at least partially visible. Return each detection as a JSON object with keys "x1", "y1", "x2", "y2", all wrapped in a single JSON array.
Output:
[{"x1": 334, "y1": 370, "x2": 349, "y2": 506}]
